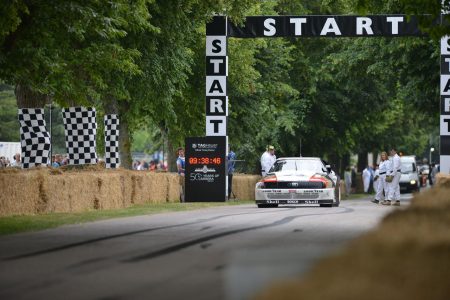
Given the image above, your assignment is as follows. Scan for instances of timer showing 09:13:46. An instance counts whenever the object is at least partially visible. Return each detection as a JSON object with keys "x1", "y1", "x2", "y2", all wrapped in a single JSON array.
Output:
[{"x1": 188, "y1": 157, "x2": 222, "y2": 165}]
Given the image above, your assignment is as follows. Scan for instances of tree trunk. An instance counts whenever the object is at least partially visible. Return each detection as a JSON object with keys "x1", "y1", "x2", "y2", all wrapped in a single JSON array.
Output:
[
  {"x1": 341, "y1": 153, "x2": 350, "y2": 176},
  {"x1": 118, "y1": 117, "x2": 132, "y2": 169},
  {"x1": 327, "y1": 153, "x2": 340, "y2": 176},
  {"x1": 102, "y1": 98, "x2": 120, "y2": 169},
  {"x1": 103, "y1": 95, "x2": 119, "y2": 115},
  {"x1": 15, "y1": 84, "x2": 51, "y2": 168},
  {"x1": 167, "y1": 132, "x2": 177, "y2": 172},
  {"x1": 15, "y1": 84, "x2": 49, "y2": 108},
  {"x1": 118, "y1": 103, "x2": 132, "y2": 169},
  {"x1": 357, "y1": 152, "x2": 368, "y2": 173},
  {"x1": 372, "y1": 151, "x2": 379, "y2": 166}
]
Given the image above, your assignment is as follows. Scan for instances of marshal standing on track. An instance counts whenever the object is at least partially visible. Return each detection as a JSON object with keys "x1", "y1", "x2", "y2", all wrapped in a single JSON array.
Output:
[
  {"x1": 260, "y1": 145, "x2": 276, "y2": 177},
  {"x1": 383, "y1": 148, "x2": 401, "y2": 206},
  {"x1": 372, "y1": 151, "x2": 390, "y2": 204},
  {"x1": 227, "y1": 146, "x2": 236, "y2": 200}
]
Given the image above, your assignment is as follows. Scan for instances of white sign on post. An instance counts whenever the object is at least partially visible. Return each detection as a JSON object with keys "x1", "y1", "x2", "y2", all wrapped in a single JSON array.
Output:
[
  {"x1": 206, "y1": 18, "x2": 228, "y2": 137},
  {"x1": 441, "y1": 36, "x2": 450, "y2": 172}
]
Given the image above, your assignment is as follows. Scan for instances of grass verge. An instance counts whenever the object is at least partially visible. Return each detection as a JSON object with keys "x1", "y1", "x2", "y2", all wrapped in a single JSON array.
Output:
[{"x1": 0, "y1": 201, "x2": 253, "y2": 236}]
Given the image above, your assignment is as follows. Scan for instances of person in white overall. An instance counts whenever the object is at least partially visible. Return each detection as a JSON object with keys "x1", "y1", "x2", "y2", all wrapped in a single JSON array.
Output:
[
  {"x1": 260, "y1": 145, "x2": 276, "y2": 177},
  {"x1": 372, "y1": 152, "x2": 389, "y2": 204},
  {"x1": 382, "y1": 148, "x2": 402, "y2": 206},
  {"x1": 373, "y1": 164, "x2": 379, "y2": 195},
  {"x1": 362, "y1": 166, "x2": 371, "y2": 193}
]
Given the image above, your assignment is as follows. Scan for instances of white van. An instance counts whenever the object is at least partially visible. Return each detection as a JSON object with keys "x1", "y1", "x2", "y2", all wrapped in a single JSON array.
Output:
[{"x1": 399, "y1": 156, "x2": 420, "y2": 193}]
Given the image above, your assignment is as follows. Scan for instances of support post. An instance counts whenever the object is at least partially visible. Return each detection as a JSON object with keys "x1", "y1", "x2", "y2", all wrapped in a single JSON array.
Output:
[
  {"x1": 206, "y1": 16, "x2": 228, "y2": 198},
  {"x1": 440, "y1": 35, "x2": 450, "y2": 173}
]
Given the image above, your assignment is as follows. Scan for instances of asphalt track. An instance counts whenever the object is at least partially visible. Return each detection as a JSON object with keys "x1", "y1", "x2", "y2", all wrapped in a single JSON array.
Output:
[{"x1": 0, "y1": 194, "x2": 412, "y2": 300}]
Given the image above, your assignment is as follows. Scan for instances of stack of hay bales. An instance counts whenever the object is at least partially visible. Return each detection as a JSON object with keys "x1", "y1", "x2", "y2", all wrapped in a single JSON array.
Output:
[
  {"x1": 232, "y1": 174, "x2": 261, "y2": 200},
  {"x1": 435, "y1": 172, "x2": 450, "y2": 187},
  {"x1": 0, "y1": 168, "x2": 181, "y2": 217},
  {"x1": 256, "y1": 173, "x2": 450, "y2": 300},
  {"x1": 0, "y1": 168, "x2": 266, "y2": 217},
  {"x1": 0, "y1": 169, "x2": 43, "y2": 216}
]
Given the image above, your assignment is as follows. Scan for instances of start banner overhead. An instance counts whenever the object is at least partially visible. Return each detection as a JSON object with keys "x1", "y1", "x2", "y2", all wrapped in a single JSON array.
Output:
[
  {"x1": 205, "y1": 14, "x2": 450, "y2": 174},
  {"x1": 227, "y1": 15, "x2": 424, "y2": 38}
]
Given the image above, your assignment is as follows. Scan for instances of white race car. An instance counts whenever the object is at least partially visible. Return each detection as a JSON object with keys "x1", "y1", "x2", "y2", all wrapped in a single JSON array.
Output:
[{"x1": 255, "y1": 157, "x2": 340, "y2": 208}]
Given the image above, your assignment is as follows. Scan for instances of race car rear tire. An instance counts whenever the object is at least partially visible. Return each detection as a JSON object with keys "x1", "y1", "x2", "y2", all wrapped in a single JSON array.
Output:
[{"x1": 257, "y1": 204, "x2": 279, "y2": 208}]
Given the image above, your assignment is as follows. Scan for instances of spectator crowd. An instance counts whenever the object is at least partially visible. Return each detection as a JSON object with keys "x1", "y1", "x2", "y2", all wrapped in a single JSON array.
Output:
[
  {"x1": 132, "y1": 159, "x2": 167, "y2": 171},
  {"x1": 1, "y1": 152, "x2": 169, "y2": 170},
  {"x1": 0, "y1": 153, "x2": 22, "y2": 168},
  {"x1": 0, "y1": 153, "x2": 71, "y2": 168}
]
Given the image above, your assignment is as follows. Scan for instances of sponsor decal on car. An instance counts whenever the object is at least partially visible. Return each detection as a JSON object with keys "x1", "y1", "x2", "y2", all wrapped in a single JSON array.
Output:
[
  {"x1": 261, "y1": 188, "x2": 325, "y2": 193},
  {"x1": 304, "y1": 200, "x2": 319, "y2": 204},
  {"x1": 256, "y1": 200, "x2": 333, "y2": 204},
  {"x1": 262, "y1": 189, "x2": 282, "y2": 193},
  {"x1": 303, "y1": 189, "x2": 324, "y2": 193}
]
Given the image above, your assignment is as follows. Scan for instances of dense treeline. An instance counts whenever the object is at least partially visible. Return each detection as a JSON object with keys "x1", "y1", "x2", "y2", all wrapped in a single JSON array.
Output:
[{"x1": 0, "y1": 0, "x2": 446, "y2": 173}]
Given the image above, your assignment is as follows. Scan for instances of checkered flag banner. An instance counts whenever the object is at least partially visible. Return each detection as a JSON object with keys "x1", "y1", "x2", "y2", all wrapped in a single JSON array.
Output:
[
  {"x1": 104, "y1": 114, "x2": 120, "y2": 168},
  {"x1": 62, "y1": 107, "x2": 98, "y2": 165},
  {"x1": 18, "y1": 108, "x2": 51, "y2": 168}
]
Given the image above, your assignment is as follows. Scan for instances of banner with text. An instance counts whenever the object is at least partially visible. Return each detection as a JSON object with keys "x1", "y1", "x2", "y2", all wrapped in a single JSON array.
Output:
[
  {"x1": 441, "y1": 36, "x2": 450, "y2": 173},
  {"x1": 227, "y1": 15, "x2": 424, "y2": 38}
]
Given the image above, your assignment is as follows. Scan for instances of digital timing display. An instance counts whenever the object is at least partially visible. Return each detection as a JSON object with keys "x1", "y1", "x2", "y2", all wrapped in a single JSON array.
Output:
[
  {"x1": 185, "y1": 136, "x2": 226, "y2": 202},
  {"x1": 188, "y1": 157, "x2": 222, "y2": 165}
]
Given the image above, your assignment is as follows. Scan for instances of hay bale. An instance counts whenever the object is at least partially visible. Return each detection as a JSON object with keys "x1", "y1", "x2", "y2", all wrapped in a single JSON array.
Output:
[
  {"x1": 0, "y1": 168, "x2": 197, "y2": 216},
  {"x1": 130, "y1": 172, "x2": 147, "y2": 204},
  {"x1": 166, "y1": 173, "x2": 181, "y2": 203},
  {"x1": 411, "y1": 182, "x2": 450, "y2": 208},
  {"x1": 95, "y1": 172, "x2": 127, "y2": 210},
  {"x1": 255, "y1": 184, "x2": 450, "y2": 300},
  {"x1": 0, "y1": 169, "x2": 43, "y2": 216},
  {"x1": 231, "y1": 175, "x2": 246, "y2": 200},
  {"x1": 139, "y1": 172, "x2": 156, "y2": 204},
  {"x1": 435, "y1": 173, "x2": 450, "y2": 188},
  {"x1": 45, "y1": 173, "x2": 72, "y2": 213},
  {"x1": 64, "y1": 173, "x2": 99, "y2": 212},
  {"x1": 46, "y1": 170, "x2": 130, "y2": 213},
  {"x1": 45, "y1": 170, "x2": 135, "y2": 213},
  {"x1": 129, "y1": 172, "x2": 173, "y2": 204},
  {"x1": 119, "y1": 171, "x2": 133, "y2": 207},
  {"x1": 233, "y1": 174, "x2": 260, "y2": 200},
  {"x1": 147, "y1": 173, "x2": 170, "y2": 204}
]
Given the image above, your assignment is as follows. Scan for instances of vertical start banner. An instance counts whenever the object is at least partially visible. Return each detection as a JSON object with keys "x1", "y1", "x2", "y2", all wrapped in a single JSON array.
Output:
[
  {"x1": 205, "y1": 16, "x2": 228, "y2": 136},
  {"x1": 185, "y1": 136, "x2": 227, "y2": 202},
  {"x1": 441, "y1": 36, "x2": 450, "y2": 173}
]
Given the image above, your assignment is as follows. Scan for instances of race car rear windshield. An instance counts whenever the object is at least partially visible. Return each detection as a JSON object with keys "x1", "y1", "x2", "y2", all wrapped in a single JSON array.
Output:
[{"x1": 270, "y1": 160, "x2": 323, "y2": 173}]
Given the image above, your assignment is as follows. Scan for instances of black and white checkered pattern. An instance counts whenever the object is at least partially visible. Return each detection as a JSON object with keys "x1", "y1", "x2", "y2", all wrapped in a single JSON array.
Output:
[
  {"x1": 440, "y1": 36, "x2": 450, "y2": 173},
  {"x1": 104, "y1": 114, "x2": 120, "y2": 168},
  {"x1": 205, "y1": 16, "x2": 228, "y2": 137},
  {"x1": 62, "y1": 107, "x2": 98, "y2": 165},
  {"x1": 18, "y1": 108, "x2": 51, "y2": 168}
]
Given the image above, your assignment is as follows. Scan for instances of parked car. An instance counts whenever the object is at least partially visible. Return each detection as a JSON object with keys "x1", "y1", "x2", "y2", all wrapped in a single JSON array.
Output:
[
  {"x1": 255, "y1": 157, "x2": 340, "y2": 208},
  {"x1": 399, "y1": 156, "x2": 420, "y2": 193}
]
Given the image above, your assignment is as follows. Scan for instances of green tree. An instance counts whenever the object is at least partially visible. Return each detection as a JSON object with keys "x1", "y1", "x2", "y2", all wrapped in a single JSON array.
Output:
[
  {"x1": 0, "y1": 83, "x2": 19, "y2": 141},
  {"x1": 0, "y1": 1, "x2": 148, "y2": 108},
  {"x1": 119, "y1": 0, "x2": 261, "y2": 170},
  {"x1": 354, "y1": 0, "x2": 450, "y2": 40},
  {"x1": 0, "y1": 1, "x2": 151, "y2": 167}
]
